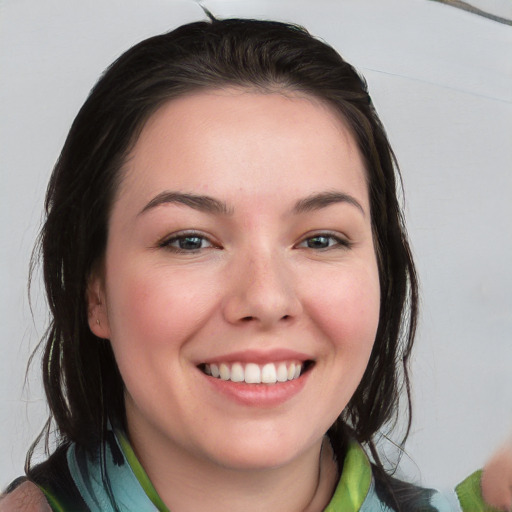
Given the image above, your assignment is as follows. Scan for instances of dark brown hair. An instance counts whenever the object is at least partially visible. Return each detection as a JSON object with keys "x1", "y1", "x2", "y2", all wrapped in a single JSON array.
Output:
[{"x1": 28, "y1": 16, "x2": 417, "y2": 493}]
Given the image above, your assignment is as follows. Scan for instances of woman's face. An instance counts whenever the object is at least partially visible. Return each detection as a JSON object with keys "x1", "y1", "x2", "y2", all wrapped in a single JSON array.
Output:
[{"x1": 89, "y1": 89, "x2": 380, "y2": 471}]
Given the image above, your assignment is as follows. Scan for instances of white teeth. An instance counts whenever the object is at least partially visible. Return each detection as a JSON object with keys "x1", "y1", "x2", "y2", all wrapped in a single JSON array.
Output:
[
  {"x1": 202, "y1": 361, "x2": 305, "y2": 384},
  {"x1": 231, "y1": 363, "x2": 244, "y2": 382},
  {"x1": 210, "y1": 364, "x2": 220, "y2": 378},
  {"x1": 244, "y1": 363, "x2": 261, "y2": 384},
  {"x1": 261, "y1": 363, "x2": 277, "y2": 384},
  {"x1": 287, "y1": 363, "x2": 296, "y2": 380},
  {"x1": 219, "y1": 363, "x2": 230, "y2": 381},
  {"x1": 276, "y1": 363, "x2": 288, "y2": 382}
]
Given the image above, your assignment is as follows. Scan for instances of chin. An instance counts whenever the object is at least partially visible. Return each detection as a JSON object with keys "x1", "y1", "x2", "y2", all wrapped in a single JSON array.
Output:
[{"x1": 204, "y1": 432, "x2": 320, "y2": 471}]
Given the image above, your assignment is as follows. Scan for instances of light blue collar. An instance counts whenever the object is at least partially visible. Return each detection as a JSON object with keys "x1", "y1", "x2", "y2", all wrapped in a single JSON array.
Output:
[{"x1": 68, "y1": 427, "x2": 380, "y2": 512}]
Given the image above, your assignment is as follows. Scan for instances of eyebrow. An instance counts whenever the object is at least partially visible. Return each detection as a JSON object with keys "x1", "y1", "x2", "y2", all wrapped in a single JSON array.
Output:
[
  {"x1": 140, "y1": 191, "x2": 233, "y2": 216},
  {"x1": 293, "y1": 191, "x2": 365, "y2": 216},
  {"x1": 139, "y1": 190, "x2": 365, "y2": 217}
]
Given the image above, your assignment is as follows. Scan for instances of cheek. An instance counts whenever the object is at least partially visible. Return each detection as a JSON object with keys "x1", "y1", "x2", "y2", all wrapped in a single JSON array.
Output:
[
  {"x1": 297, "y1": 262, "x2": 380, "y2": 429},
  {"x1": 104, "y1": 262, "x2": 221, "y2": 358},
  {"x1": 304, "y1": 263, "x2": 380, "y2": 356}
]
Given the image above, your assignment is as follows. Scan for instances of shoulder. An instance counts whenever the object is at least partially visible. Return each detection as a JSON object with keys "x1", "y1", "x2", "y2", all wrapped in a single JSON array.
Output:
[
  {"x1": 26, "y1": 443, "x2": 89, "y2": 511},
  {"x1": 0, "y1": 480, "x2": 51, "y2": 512}
]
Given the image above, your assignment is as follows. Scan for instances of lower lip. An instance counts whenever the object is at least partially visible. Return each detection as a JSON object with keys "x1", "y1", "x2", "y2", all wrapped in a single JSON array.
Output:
[{"x1": 202, "y1": 370, "x2": 310, "y2": 407}]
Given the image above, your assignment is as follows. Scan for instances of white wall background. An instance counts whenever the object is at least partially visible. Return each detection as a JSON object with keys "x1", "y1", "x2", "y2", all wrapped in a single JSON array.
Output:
[{"x1": 1, "y1": 0, "x2": 511, "y2": 492}]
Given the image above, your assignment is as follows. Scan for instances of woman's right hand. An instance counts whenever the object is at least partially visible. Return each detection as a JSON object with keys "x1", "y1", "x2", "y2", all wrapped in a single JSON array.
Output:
[{"x1": 481, "y1": 435, "x2": 512, "y2": 511}]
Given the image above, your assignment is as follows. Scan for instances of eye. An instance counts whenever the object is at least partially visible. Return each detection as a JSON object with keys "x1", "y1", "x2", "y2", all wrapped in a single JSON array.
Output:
[
  {"x1": 160, "y1": 232, "x2": 215, "y2": 252},
  {"x1": 297, "y1": 234, "x2": 351, "y2": 250}
]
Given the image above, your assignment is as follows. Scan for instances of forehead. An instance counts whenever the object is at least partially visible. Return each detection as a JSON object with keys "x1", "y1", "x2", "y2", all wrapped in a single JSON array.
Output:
[{"x1": 116, "y1": 88, "x2": 368, "y2": 212}]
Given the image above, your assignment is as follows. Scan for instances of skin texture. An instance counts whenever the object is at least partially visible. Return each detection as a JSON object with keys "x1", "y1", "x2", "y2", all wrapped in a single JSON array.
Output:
[
  {"x1": 88, "y1": 89, "x2": 380, "y2": 511},
  {"x1": 481, "y1": 438, "x2": 512, "y2": 511},
  {"x1": 0, "y1": 482, "x2": 50, "y2": 512}
]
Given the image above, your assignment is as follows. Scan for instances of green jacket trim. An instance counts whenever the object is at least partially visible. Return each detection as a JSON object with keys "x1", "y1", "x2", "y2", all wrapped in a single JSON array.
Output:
[
  {"x1": 456, "y1": 470, "x2": 502, "y2": 512},
  {"x1": 324, "y1": 440, "x2": 372, "y2": 511}
]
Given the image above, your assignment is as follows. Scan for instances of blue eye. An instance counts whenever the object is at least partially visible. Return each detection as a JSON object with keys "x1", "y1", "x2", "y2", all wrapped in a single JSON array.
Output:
[
  {"x1": 298, "y1": 234, "x2": 350, "y2": 250},
  {"x1": 161, "y1": 233, "x2": 213, "y2": 252}
]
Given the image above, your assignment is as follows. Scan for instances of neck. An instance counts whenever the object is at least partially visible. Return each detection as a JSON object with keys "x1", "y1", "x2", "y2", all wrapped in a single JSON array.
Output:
[{"x1": 130, "y1": 428, "x2": 338, "y2": 512}]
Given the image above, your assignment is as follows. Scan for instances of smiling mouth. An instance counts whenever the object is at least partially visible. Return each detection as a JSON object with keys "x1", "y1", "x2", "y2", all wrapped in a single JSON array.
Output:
[{"x1": 198, "y1": 360, "x2": 314, "y2": 384}]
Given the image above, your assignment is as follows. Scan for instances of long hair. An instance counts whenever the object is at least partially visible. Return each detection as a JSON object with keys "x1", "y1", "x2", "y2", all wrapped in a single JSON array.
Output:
[{"x1": 28, "y1": 16, "x2": 418, "y2": 494}]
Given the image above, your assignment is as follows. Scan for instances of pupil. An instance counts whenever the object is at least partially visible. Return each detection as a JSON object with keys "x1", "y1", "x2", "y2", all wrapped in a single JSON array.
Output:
[
  {"x1": 179, "y1": 236, "x2": 202, "y2": 250},
  {"x1": 308, "y1": 236, "x2": 328, "y2": 249}
]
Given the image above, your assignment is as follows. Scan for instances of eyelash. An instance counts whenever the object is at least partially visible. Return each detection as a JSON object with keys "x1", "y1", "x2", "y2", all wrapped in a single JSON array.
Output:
[
  {"x1": 159, "y1": 231, "x2": 217, "y2": 253},
  {"x1": 296, "y1": 233, "x2": 352, "y2": 251},
  {"x1": 159, "y1": 231, "x2": 352, "y2": 253}
]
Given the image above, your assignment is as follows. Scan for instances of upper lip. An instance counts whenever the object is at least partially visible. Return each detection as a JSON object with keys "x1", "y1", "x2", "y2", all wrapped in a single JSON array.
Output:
[{"x1": 197, "y1": 348, "x2": 313, "y2": 365}]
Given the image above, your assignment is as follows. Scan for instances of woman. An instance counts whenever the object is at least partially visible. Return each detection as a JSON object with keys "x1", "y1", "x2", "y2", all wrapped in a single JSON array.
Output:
[{"x1": 1, "y1": 16, "x2": 510, "y2": 512}]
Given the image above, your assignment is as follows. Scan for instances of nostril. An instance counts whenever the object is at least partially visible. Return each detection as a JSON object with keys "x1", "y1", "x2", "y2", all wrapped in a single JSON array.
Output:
[{"x1": 240, "y1": 314, "x2": 291, "y2": 323}]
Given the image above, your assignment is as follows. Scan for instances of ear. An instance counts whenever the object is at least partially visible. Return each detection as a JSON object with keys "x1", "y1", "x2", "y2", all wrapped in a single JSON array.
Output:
[{"x1": 86, "y1": 271, "x2": 111, "y2": 339}]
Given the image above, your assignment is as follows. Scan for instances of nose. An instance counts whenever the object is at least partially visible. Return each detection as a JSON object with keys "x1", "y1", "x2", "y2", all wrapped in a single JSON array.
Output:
[{"x1": 222, "y1": 249, "x2": 303, "y2": 328}]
